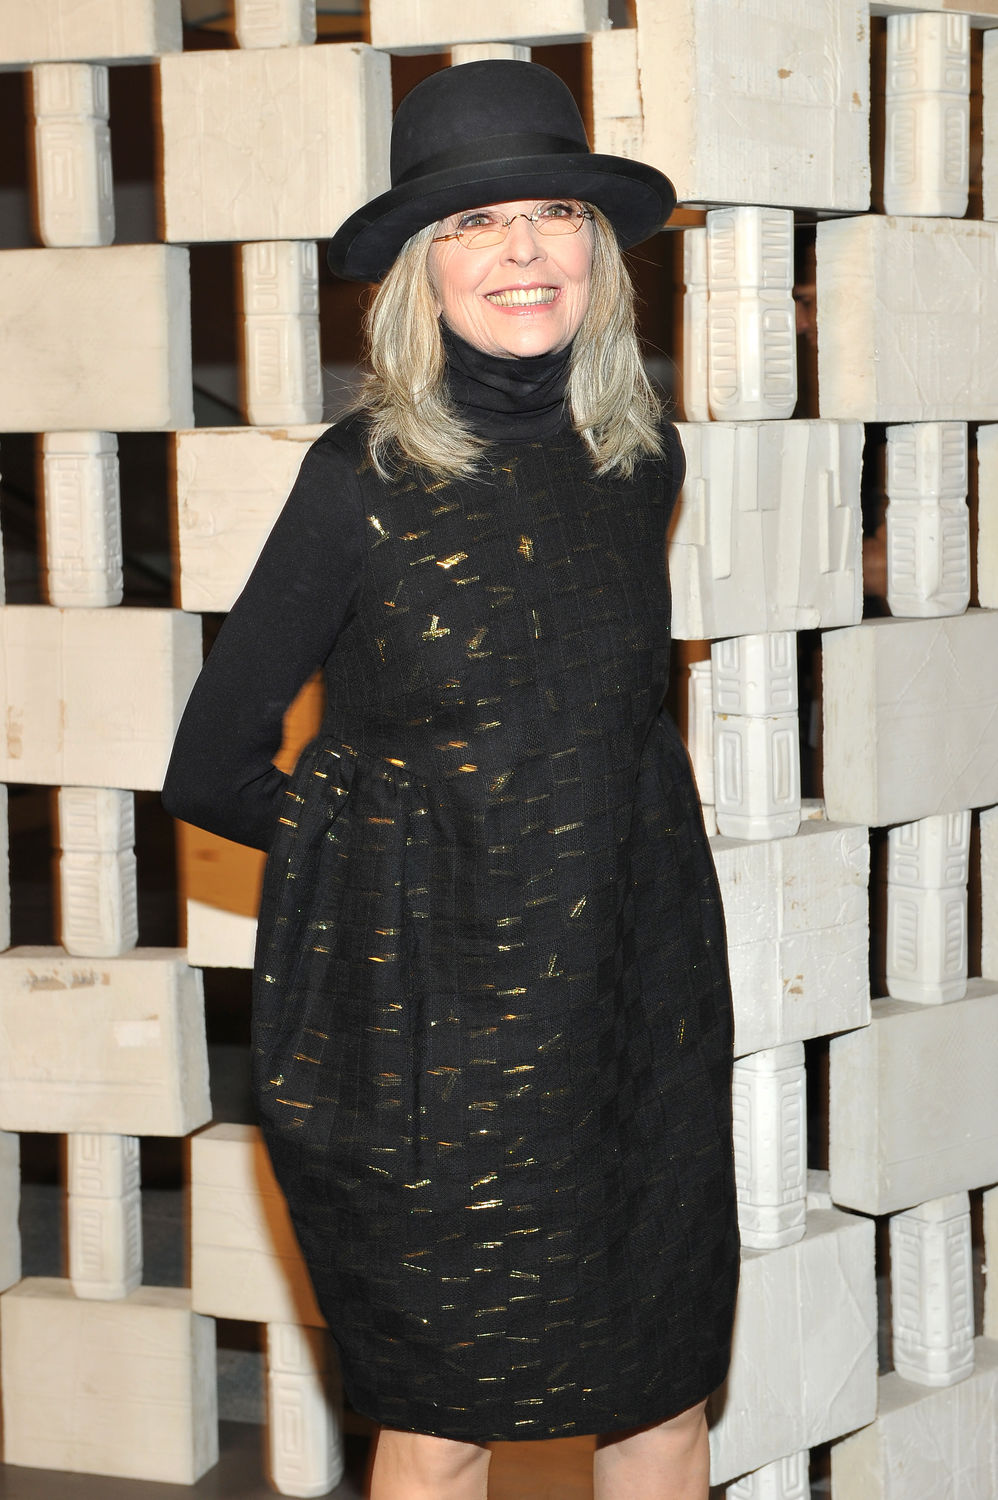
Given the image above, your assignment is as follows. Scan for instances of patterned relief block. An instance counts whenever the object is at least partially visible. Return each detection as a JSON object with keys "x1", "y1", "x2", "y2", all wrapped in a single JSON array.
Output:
[
  {"x1": 58, "y1": 788, "x2": 138, "y2": 958},
  {"x1": 67, "y1": 1133, "x2": 142, "y2": 1301},
  {"x1": 711, "y1": 820, "x2": 871, "y2": 1059},
  {"x1": 885, "y1": 422, "x2": 970, "y2": 618},
  {"x1": 42, "y1": 432, "x2": 123, "y2": 608},
  {"x1": 0, "y1": 0, "x2": 182, "y2": 65},
  {"x1": 0, "y1": 1280, "x2": 217, "y2": 1485},
  {"x1": 266, "y1": 1323, "x2": 344, "y2": 1498},
  {"x1": 687, "y1": 659, "x2": 715, "y2": 806},
  {"x1": 985, "y1": 1184, "x2": 998, "y2": 1337},
  {"x1": 884, "y1": 11, "x2": 970, "y2": 217},
  {"x1": 0, "y1": 245, "x2": 192, "y2": 432},
  {"x1": 712, "y1": 632, "x2": 800, "y2": 841},
  {"x1": 241, "y1": 242, "x2": 322, "y2": 427},
  {"x1": 821, "y1": 611, "x2": 998, "y2": 826},
  {"x1": 732, "y1": 1043, "x2": 807, "y2": 1251},
  {"x1": 706, "y1": 207, "x2": 796, "y2": 422},
  {"x1": 0, "y1": 606, "x2": 201, "y2": 791},
  {"x1": 0, "y1": 948, "x2": 210, "y2": 1136},
  {"x1": 726, "y1": 1452, "x2": 810, "y2": 1500},
  {"x1": 975, "y1": 425, "x2": 998, "y2": 609},
  {"x1": 984, "y1": 29, "x2": 998, "y2": 220},
  {"x1": 368, "y1": 0, "x2": 608, "y2": 50},
  {"x1": 671, "y1": 421, "x2": 863, "y2": 640},
  {"x1": 234, "y1": 0, "x2": 317, "y2": 48},
  {"x1": 31, "y1": 63, "x2": 114, "y2": 248},
  {"x1": 817, "y1": 216, "x2": 998, "y2": 421},
  {"x1": 681, "y1": 229, "x2": 710, "y2": 423},
  {"x1": 890, "y1": 1192, "x2": 975, "y2": 1388},
  {"x1": 159, "y1": 44, "x2": 391, "y2": 243},
  {"x1": 983, "y1": 805, "x2": 998, "y2": 980},
  {"x1": 829, "y1": 980, "x2": 998, "y2": 1215},
  {"x1": 634, "y1": 0, "x2": 870, "y2": 211},
  {"x1": 831, "y1": 1338, "x2": 998, "y2": 1500},
  {"x1": 886, "y1": 811, "x2": 971, "y2": 1004},
  {"x1": 708, "y1": 1209, "x2": 877, "y2": 1486}
]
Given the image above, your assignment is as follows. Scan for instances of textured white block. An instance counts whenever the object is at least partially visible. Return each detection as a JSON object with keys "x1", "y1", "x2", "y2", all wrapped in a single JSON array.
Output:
[
  {"x1": 59, "y1": 788, "x2": 138, "y2": 957},
  {"x1": 681, "y1": 229, "x2": 710, "y2": 423},
  {"x1": 1, "y1": 1279, "x2": 217, "y2": 1484},
  {"x1": 191, "y1": 1123, "x2": 324, "y2": 1327},
  {"x1": 829, "y1": 980, "x2": 998, "y2": 1215},
  {"x1": 591, "y1": 29, "x2": 642, "y2": 164},
  {"x1": 817, "y1": 216, "x2": 998, "y2": 421},
  {"x1": 712, "y1": 632, "x2": 800, "y2": 841},
  {"x1": 886, "y1": 811, "x2": 971, "y2": 1004},
  {"x1": 985, "y1": 1185, "x2": 998, "y2": 1336},
  {"x1": 174, "y1": 425, "x2": 325, "y2": 612},
  {"x1": 706, "y1": 208, "x2": 796, "y2": 422},
  {"x1": 708, "y1": 1209, "x2": 877, "y2": 1486},
  {"x1": 235, "y1": 0, "x2": 316, "y2": 47},
  {"x1": 886, "y1": 422, "x2": 970, "y2": 618},
  {"x1": 267, "y1": 1324, "x2": 344, "y2": 1498},
  {"x1": 822, "y1": 611, "x2": 998, "y2": 825},
  {"x1": 672, "y1": 421, "x2": 864, "y2": 639},
  {"x1": 635, "y1": 0, "x2": 870, "y2": 212},
  {"x1": 806, "y1": 1168, "x2": 833, "y2": 1212},
  {"x1": 186, "y1": 898, "x2": 257, "y2": 968},
  {"x1": 42, "y1": 432, "x2": 122, "y2": 608},
  {"x1": 732, "y1": 1043, "x2": 806, "y2": 1250},
  {"x1": 831, "y1": 1338, "x2": 998, "y2": 1500},
  {"x1": 976, "y1": 425, "x2": 998, "y2": 608},
  {"x1": 0, "y1": 245, "x2": 192, "y2": 432},
  {"x1": 0, "y1": 785, "x2": 9, "y2": 956},
  {"x1": 32, "y1": 63, "x2": 114, "y2": 247},
  {"x1": 890, "y1": 1192, "x2": 975, "y2": 1388},
  {"x1": 68, "y1": 1134, "x2": 142, "y2": 1301},
  {"x1": 159, "y1": 45, "x2": 391, "y2": 243},
  {"x1": 884, "y1": 13, "x2": 970, "y2": 217},
  {"x1": 712, "y1": 632, "x2": 797, "y2": 717},
  {"x1": 984, "y1": 31, "x2": 998, "y2": 220},
  {"x1": 687, "y1": 659, "x2": 715, "y2": 806},
  {"x1": 711, "y1": 820, "x2": 871, "y2": 1059},
  {"x1": 0, "y1": 1131, "x2": 20, "y2": 1294},
  {"x1": 0, "y1": 606, "x2": 201, "y2": 791},
  {"x1": 450, "y1": 44, "x2": 531, "y2": 63},
  {"x1": 0, "y1": 948, "x2": 210, "y2": 1136},
  {"x1": 0, "y1": 0, "x2": 182, "y2": 65},
  {"x1": 983, "y1": 805, "x2": 998, "y2": 980},
  {"x1": 726, "y1": 1452, "x2": 810, "y2": 1500},
  {"x1": 241, "y1": 242, "x2": 322, "y2": 426},
  {"x1": 369, "y1": 0, "x2": 608, "y2": 50}
]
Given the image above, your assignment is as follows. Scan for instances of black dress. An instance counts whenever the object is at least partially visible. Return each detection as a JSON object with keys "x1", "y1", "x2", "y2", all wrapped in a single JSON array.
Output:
[{"x1": 163, "y1": 329, "x2": 739, "y2": 1442}]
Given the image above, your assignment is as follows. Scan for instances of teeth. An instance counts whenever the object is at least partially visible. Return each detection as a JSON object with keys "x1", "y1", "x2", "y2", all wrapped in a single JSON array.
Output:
[{"x1": 486, "y1": 287, "x2": 558, "y2": 307}]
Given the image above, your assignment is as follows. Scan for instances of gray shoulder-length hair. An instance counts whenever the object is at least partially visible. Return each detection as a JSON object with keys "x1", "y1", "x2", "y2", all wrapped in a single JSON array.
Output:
[{"x1": 353, "y1": 204, "x2": 664, "y2": 481}]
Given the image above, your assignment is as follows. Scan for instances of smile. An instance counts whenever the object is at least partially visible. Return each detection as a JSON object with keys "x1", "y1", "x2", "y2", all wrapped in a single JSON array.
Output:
[{"x1": 485, "y1": 287, "x2": 559, "y2": 307}]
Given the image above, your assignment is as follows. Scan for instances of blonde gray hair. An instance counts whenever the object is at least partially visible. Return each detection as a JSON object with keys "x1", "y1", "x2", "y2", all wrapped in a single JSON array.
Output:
[{"x1": 355, "y1": 205, "x2": 664, "y2": 481}]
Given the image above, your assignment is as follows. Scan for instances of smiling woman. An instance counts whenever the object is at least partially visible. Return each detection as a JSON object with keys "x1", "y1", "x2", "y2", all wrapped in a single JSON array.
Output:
[{"x1": 163, "y1": 57, "x2": 739, "y2": 1500}]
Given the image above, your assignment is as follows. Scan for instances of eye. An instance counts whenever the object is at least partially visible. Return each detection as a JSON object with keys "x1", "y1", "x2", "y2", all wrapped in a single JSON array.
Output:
[
  {"x1": 456, "y1": 210, "x2": 502, "y2": 231},
  {"x1": 537, "y1": 200, "x2": 580, "y2": 220}
]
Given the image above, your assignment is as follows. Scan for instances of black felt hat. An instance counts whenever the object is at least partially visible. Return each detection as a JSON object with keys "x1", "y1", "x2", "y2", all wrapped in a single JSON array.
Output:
[{"x1": 327, "y1": 59, "x2": 676, "y2": 282}]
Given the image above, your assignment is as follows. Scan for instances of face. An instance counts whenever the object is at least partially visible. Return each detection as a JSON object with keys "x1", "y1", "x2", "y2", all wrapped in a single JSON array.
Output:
[{"x1": 427, "y1": 198, "x2": 593, "y2": 359}]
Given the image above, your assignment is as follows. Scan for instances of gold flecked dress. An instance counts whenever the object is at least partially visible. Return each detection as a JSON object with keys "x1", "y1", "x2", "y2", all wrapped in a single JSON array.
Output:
[{"x1": 163, "y1": 332, "x2": 739, "y2": 1441}]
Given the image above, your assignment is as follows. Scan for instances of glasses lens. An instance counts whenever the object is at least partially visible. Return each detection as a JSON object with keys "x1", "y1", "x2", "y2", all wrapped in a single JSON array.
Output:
[
  {"x1": 535, "y1": 201, "x2": 585, "y2": 235},
  {"x1": 454, "y1": 210, "x2": 506, "y2": 248}
]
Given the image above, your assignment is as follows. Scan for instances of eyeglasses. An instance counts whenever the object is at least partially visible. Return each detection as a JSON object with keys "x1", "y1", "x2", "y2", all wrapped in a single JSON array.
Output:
[{"x1": 433, "y1": 200, "x2": 594, "y2": 250}]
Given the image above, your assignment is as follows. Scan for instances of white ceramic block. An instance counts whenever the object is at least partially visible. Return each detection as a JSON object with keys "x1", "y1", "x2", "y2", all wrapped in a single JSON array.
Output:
[
  {"x1": 831, "y1": 1337, "x2": 998, "y2": 1500},
  {"x1": 591, "y1": 29, "x2": 641, "y2": 164},
  {"x1": 369, "y1": 0, "x2": 607, "y2": 50},
  {"x1": 241, "y1": 242, "x2": 322, "y2": 426},
  {"x1": 673, "y1": 420, "x2": 864, "y2": 640},
  {"x1": 706, "y1": 208, "x2": 796, "y2": 422},
  {"x1": 713, "y1": 631, "x2": 798, "y2": 718},
  {"x1": 235, "y1": 0, "x2": 316, "y2": 47},
  {"x1": 0, "y1": 606, "x2": 201, "y2": 791},
  {"x1": 0, "y1": 785, "x2": 10, "y2": 955},
  {"x1": 0, "y1": 947, "x2": 210, "y2": 1137},
  {"x1": 635, "y1": 0, "x2": 870, "y2": 212},
  {"x1": 829, "y1": 980, "x2": 998, "y2": 1215},
  {"x1": 886, "y1": 810, "x2": 971, "y2": 1005},
  {"x1": 984, "y1": 31, "x2": 998, "y2": 220},
  {"x1": 889, "y1": 808, "x2": 972, "y2": 889},
  {"x1": 0, "y1": 1131, "x2": 20, "y2": 1294},
  {"x1": 976, "y1": 424, "x2": 998, "y2": 608},
  {"x1": 0, "y1": 245, "x2": 192, "y2": 432},
  {"x1": 726, "y1": 1451, "x2": 810, "y2": 1500},
  {"x1": 983, "y1": 805, "x2": 998, "y2": 980},
  {"x1": 32, "y1": 63, "x2": 114, "y2": 248},
  {"x1": 450, "y1": 44, "x2": 531, "y2": 63},
  {"x1": 42, "y1": 432, "x2": 122, "y2": 608},
  {"x1": 884, "y1": 12, "x2": 970, "y2": 217},
  {"x1": 59, "y1": 788, "x2": 138, "y2": 957},
  {"x1": 267, "y1": 1324, "x2": 344, "y2": 1498},
  {"x1": 732, "y1": 1043, "x2": 806, "y2": 1251},
  {"x1": 186, "y1": 898, "x2": 257, "y2": 968},
  {"x1": 817, "y1": 216, "x2": 998, "y2": 421},
  {"x1": 0, "y1": 0, "x2": 182, "y2": 65},
  {"x1": 890, "y1": 1191, "x2": 974, "y2": 1388},
  {"x1": 886, "y1": 422, "x2": 970, "y2": 618},
  {"x1": 806, "y1": 1168, "x2": 833, "y2": 1212},
  {"x1": 159, "y1": 44, "x2": 391, "y2": 243},
  {"x1": 191, "y1": 1123, "x2": 324, "y2": 1327},
  {"x1": 1, "y1": 1279, "x2": 217, "y2": 1484},
  {"x1": 681, "y1": 229, "x2": 710, "y2": 423},
  {"x1": 822, "y1": 611, "x2": 998, "y2": 825},
  {"x1": 711, "y1": 820, "x2": 870, "y2": 1059},
  {"x1": 687, "y1": 659, "x2": 715, "y2": 806},
  {"x1": 174, "y1": 425, "x2": 325, "y2": 612},
  {"x1": 985, "y1": 1185, "x2": 998, "y2": 1336},
  {"x1": 708, "y1": 1209, "x2": 877, "y2": 1486},
  {"x1": 712, "y1": 632, "x2": 801, "y2": 841},
  {"x1": 68, "y1": 1134, "x2": 142, "y2": 1300}
]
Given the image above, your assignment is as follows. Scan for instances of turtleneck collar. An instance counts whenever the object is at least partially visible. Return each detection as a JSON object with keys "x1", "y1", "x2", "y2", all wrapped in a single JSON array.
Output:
[{"x1": 441, "y1": 320, "x2": 572, "y2": 441}]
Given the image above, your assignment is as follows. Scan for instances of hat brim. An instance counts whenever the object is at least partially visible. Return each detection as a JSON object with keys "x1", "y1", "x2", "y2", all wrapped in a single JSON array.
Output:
[{"x1": 327, "y1": 153, "x2": 677, "y2": 282}]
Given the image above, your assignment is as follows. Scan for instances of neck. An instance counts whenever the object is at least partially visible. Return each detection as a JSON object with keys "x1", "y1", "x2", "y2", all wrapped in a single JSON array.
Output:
[{"x1": 440, "y1": 321, "x2": 572, "y2": 440}]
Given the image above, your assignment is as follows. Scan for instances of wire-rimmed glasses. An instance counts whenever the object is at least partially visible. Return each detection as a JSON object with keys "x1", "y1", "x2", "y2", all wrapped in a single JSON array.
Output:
[{"x1": 433, "y1": 200, "x2": 594, "y2": 250}]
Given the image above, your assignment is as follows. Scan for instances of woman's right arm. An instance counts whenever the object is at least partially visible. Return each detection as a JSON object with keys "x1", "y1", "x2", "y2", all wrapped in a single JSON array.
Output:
[{"x1": 161, "y1": 434, "x2": 366, "y2": 852}]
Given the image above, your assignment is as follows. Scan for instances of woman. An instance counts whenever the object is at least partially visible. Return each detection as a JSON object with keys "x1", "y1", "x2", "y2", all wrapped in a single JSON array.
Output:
[{"x1": 164, "y1": 60, "x2": 739, "y2": 1500}]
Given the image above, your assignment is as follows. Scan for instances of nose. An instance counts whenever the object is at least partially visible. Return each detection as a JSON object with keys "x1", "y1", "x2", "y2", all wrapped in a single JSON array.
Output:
[{"x1": 502, "y1": 213, "x2": 546, "y2": 264}]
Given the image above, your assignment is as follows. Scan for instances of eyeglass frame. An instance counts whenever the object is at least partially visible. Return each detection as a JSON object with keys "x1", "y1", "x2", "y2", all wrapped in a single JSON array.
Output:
[{"x1": 432, "y1": 200, "x2": 594, "y2": 249}]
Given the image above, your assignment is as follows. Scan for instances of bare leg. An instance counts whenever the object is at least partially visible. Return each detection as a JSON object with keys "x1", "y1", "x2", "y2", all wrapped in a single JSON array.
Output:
[
  {"x1": 593, "y1": 1400, "x2": 710, "y2": 1500},
  {"x1": 368, "y1": 1427, "x2": 492, "y2": 1500}
]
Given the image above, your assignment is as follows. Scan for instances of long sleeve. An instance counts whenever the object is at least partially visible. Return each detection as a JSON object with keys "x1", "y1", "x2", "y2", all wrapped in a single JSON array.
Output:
[{"x1": 162, "y1": 432, "x2": 366, "y2": 852}]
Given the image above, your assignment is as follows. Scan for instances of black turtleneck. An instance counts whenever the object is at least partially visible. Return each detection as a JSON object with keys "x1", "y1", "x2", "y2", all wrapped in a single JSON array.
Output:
[{"x1": 440, "y1": 321, "x2": 572, "y2": 440}]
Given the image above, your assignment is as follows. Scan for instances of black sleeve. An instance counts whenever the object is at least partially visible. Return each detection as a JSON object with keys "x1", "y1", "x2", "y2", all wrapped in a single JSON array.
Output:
[{"x1": 161, "y1": 434, "x2": 366, "y2": 852}]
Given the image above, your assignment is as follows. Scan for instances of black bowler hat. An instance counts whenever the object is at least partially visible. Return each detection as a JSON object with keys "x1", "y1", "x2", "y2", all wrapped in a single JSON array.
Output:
[{"x1": 328, "y1": 59, "x2": 676, "y2": 282}]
